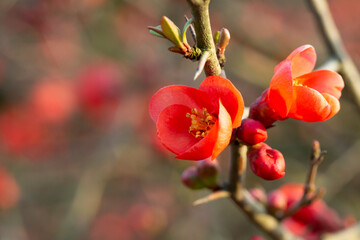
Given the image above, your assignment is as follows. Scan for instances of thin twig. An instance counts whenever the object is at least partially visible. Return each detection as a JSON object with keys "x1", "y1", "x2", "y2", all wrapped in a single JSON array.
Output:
[
  {"x1": 307, "y1": 0, "x2": 360, "y2": 112},
  {"x1": 279, "y1": 141, "x2": 326, "y2": 220},
  {"x1": 322, "y1": 223, "x2": 360, "y2": 240}
]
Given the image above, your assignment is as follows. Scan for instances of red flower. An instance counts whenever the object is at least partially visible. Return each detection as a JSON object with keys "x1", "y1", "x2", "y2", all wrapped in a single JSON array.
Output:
[
  {"x1": 267, "y1": 45, "x2": 344, "y2": 122},
  {"x1": 149, "y1": 76, "x2": 244, "y2": 160}
]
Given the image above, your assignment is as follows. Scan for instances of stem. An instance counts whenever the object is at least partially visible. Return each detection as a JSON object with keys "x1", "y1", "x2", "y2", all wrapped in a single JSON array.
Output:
[
  {"x1": 186, "y1": 0, "x2": 221, "y2": 76},
  {"x1": 307, "y1": 0, "x2": 360, "y2": 112}
]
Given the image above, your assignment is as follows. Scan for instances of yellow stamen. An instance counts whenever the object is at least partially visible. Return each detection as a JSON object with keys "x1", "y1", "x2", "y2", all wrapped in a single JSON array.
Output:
[{"x1": 186, "y1": 108, "x2": 216, "y2": 139}]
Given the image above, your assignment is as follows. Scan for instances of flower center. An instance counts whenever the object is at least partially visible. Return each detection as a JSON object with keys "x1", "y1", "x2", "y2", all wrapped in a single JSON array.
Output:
[{"x1": 186, "y1": 108, "x2": 216, "y2": 138}]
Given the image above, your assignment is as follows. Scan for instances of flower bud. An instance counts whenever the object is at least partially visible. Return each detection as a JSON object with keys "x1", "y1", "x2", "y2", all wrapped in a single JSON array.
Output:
[
  {"x1": 196, "y1": 158, "x2": 219, "y2": 188},
  {"x1": 267, "y1": 190, "x2": 287, "y2": 216},
  {"x1": 247, "y1": 143, "x2": 285, "y2": 180},
  {"x1": 160, "y1": 16, "x2": 186, "y2": 52},
  {"x1": 249, "y1": 90, "x2": 285, "y2": 128},
  {"x1": 236, "y1": 118, "x2": 267, "y2": 145},
  {"x1": 217, "y1": 28, "x2": 230, "y2": 55},
  {"x1": 249, "y1": 188, "x2": 267, "y2": 204},
  {"x1": 181, "y1": 166, "x2": 205, "y2": 190}
]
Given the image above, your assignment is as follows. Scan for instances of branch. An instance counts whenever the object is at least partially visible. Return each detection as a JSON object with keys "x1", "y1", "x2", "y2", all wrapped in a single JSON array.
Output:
[
  {"x1": 307, "y1": 0, "x2": 360, "y2": 112},
  {"x1": 186, "y1": 0, "x2": 221, "y2": 76},
  {"x1": 228, "y1": 141, "x2": 299, "y2": 240},
  {"x1": 322, "y1": 223, "x2": 360, "y2": 240}
]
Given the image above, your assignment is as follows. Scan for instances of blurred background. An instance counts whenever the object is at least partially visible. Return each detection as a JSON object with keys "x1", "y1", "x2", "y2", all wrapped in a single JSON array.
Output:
[{"x1": 0, "y1": 0, "x2": 359, "y2": 239}]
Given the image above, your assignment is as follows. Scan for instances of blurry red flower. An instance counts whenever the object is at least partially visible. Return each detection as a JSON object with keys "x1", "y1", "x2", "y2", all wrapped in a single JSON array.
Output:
[
  {"x1": 77, "y1": 62, "x2": 123, "y2": 123},
  {"x1": 267, "y1": 189, "x2": 287, "y2": 215},
  {"x1": 279, "y1": 183, "x2": 347, "y2": 236},
  {"x1": 30, "y1": 78, "x2": 77, "y2": 124},
  {"x1": 0, "y1": 106, "x2": 63, "y2": 159},
  {"x1": 0, "y1": 166, "x2": 20, "y2": 210},
  {"x1": 247, "y1": 143, "x2": 285, "y2": 180},
  {"x1": 90, "y1": 213, "x2": 131, "y2": 240},
  {"x1": 149, "y1": 76, "x2": 244, "y2": 160},
  {"x1": 268, "y1": 45, "x2": 344, "y2": 122},
  {"x1": 250, "y1": 45, "x2": 344, "y2": 126}
]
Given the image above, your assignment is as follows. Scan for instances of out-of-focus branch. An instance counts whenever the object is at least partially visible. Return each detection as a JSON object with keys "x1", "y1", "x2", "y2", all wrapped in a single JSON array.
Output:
[
  {"x1": 186, "y1": 0, "x2": 221, "y2": 76},
  {"x1": 280, "y1": 140, "x2": 326, "y2": 220},
  {"x1": 307, "y1": 0, "x2": 360, "y2": 112},
  {"x1": 322, "y1": 223, "x2": 360, "y2": 240},
  {"x1": 228, "y1": 141, "x2": 298, "y2": 240},
  {"x1": 316, "y1": 57, "x2": 341, "y2": 72}
]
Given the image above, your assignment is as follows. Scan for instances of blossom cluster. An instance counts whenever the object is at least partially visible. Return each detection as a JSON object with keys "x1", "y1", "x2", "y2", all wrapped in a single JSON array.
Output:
[{"x1": 149, "y1": 45, "x2": 344, "y2": 181}]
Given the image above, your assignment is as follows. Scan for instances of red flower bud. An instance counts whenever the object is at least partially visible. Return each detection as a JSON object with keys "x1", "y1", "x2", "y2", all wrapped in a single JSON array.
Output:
[
  {"x1": 196, "y1": 158, "x2": 219, "y2": 188},
  {"x1": 247, "y1": 143, "x2": 285, "y2": 180},
  {"x1": 181, "y1": 166, "x2": 205, "y2": 190},
  {"x1": 249, "y1": 188, "x2": 267, "y2": 204},
  {"x1": 267, "y1": 190, "x2": 287, "y2": 215},
  {"x1": 236, "y1": 118, "x2": 267, "y2": 145},
  {"x1": 249, "y1": 90, "x2": 285, "y2": 128}
]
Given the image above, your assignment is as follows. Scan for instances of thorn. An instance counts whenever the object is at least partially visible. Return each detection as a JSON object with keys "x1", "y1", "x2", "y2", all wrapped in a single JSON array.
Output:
[{"x1": 194, "y1": 51, "x2": 210, "y2": 81}]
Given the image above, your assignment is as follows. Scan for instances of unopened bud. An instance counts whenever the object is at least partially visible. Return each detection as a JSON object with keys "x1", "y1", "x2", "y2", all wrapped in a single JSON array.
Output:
[
  {"x1": 267, "y1": 190, "x2": 287, "y2": 216},
  {"x1": 247, "y1": 143, "x2": 285, "y2": 180},
  {"x1": 249, "y1": 188, "x2": 267, "y2": 204},
  {"x1": 236, "y1": 118, "x2": 267, "y2": 145},
  {"x1": 196, "y1": 158, "x2": 219, "y2": 188},
  {"x1": 249, "y1": 90, "x2": 285, "y2": 128},
  {"x1": 217, "y1": 28, "x2": 230, "y2": 55},
  {"x1": 181, "y1": 166, "x2": 206, "y2": 190},
  {"x1": 160, "y1": 16, "x2": 186, "y2": 52}
]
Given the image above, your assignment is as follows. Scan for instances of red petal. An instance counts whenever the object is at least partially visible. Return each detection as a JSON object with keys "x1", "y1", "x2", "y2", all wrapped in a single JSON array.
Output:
[
  {"x1": 176, "y1": 101, "x2": 233, "y2": 160},
  {"x1": 211, "y1": 100, "x2": 233, "y2": 159},
  {"x1": 294, "y1": 70, "x2": 344, "y2": 99},
  {"x1": 268, "y1": 60, "x2": 293, "y2": 118},
  {"x1": 199, "y1": 76, "x2": 244, "y2": 128},
  {"x1": 288, "y1": 86, "x2": 331, "y2": 122},
  {"x1": 322, "y1": 93, "x2": 340, "y2": 120},
  {"x1": 149, "y1": 85, "x2": 210, "y2": 122},
  {"x1": 157, "y1": 104, "x2": 199, "y2": 155},
  {"x1": 175, "y1": 121, "x2": 218, "y2": 160},
  {"x1": 286, "y1": 45, "x2": 316, "y2": 78}
]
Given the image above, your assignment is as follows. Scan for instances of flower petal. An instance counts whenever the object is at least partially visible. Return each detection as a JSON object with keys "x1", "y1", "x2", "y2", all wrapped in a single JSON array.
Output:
[
  {"x1": 199, "y1": 76, "x2": 244, "y2": 128},
  {"x1": 286, "y1": 45, "x2": 316, "y2": 78},
  {"x1": 157, "y1": 104, "x2": 199, "y2": 155},
  {"x1": 321, "y1": 93, "x2": 340, "y2": 120},
  {"x1": 211, "y1": 100, "x2": 233, "y2": 159},
  {"x1": 288, "y1": 86, "x2": 331, "y2": 122},
  {"x1": 149, "y1": 85, "x2": 210, "y2": 122},
  {"x1": 268, "y1": 60, "x2": 293, "y2": 118},
  {"x1": 175, "y1": 121, "x2": 218, "y2": 160},
  {"x1": 294, "y1": 70, "x2": 344, "y2": 99}
]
